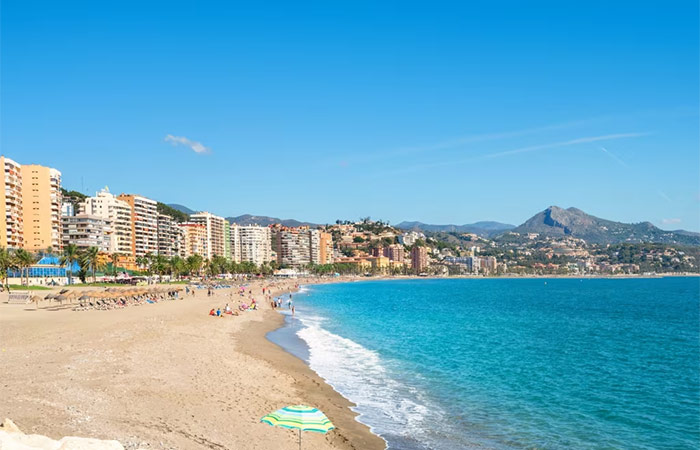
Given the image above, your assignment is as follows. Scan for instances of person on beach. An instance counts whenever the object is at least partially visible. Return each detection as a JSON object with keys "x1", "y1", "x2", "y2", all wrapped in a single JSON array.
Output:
[
  {"x1": 209, "y1": 308, "x2": 216, "y2": 316},
  {"x1": 216, "y1": 307, "x2": 221, "y2": 317},
  {"x1": 292, "y1": 305, "x2": 295, "y2": 316},
  {"x1": 225, "y1": 303, "x2": 231, "y2": 314}
]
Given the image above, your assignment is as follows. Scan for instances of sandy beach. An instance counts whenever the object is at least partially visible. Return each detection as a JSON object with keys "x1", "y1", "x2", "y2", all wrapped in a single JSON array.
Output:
[{"x1": 0, "y1": 279, "x2": 385, "y2": 450}]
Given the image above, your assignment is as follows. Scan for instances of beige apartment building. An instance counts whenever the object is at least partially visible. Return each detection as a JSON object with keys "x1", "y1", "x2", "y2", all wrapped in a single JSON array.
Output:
[
  {"x1": 190, "y1": 212, "x2": 226, "y2": 260},
  {"x1": 178, "y1": 222, "x2": 208, "y2": 258},
  {"x1": 319, "y1": 231, "x2": 333, "y2": 264},
  {"x1": 384, "y1": 243, "x2": 405, "y2": 263},
  {"x1": 0, "y1": 156, "x2": 23, "y2": 249},
  {"x1": 117, "y1": 194, "x2": 158, "y2": 258},
  {"x1": 82, "y1": 187, "x2": 133, "y2": 255},
  {"x1": 20, "y1": 164, "x2": 62, "y2": 251},
  {"x1": 411, "y1": 246, "x2": 428, "y2": 274}
]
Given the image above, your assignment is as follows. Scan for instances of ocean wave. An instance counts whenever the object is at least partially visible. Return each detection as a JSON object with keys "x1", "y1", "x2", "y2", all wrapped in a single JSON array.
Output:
[{"x1": 296, "y1": 318, "x2": 449, "y2": 449}]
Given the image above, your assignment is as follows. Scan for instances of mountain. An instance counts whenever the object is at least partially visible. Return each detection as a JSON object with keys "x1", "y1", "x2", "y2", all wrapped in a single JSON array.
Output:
[
  {"x1": 226, "y1": 214, "x2": 319, "y2": 227},
  {"x1": 167, "y1": 203, "x2": 196, "y2": 215},
  {"x1": 510, "y1": 206, "x2": 700, "y2": 245},
  {"x1": 396, "y1": 220, "x2": 516, "y2": 237}
]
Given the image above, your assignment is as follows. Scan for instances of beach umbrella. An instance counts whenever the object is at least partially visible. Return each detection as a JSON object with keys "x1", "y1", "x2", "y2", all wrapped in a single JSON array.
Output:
[{"x1": 260, "y1": 405, "x2": 335, "y2": 450}]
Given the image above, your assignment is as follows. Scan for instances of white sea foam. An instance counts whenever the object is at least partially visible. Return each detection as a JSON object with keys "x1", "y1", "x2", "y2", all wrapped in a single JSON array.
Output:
[{"x1": 296, "y1": 316, "x2": 448, "y2": 449}]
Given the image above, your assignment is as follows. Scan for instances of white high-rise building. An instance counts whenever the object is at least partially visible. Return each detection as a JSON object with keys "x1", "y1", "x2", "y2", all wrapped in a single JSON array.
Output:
[
  {"x1": 117, "y1": 194, "x2": 158, "y2": 258},
  {"x1": 61, "y1": 214, "x2": 110, "y2": 252},
  {"x1": 190, "y1": 212, "x2": 226, "y2": 260},
  {"x1": 230, "y1": 224, "x2": 272, "y2": 266},
  {"x1": 82, "y1": 187, "x2": 133, "y2": 255}
]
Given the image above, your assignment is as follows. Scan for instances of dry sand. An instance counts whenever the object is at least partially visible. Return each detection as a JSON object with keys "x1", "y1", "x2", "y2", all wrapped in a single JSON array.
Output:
[{"x1": 0, "y1": 279, "x2": 385, "y2": 450}]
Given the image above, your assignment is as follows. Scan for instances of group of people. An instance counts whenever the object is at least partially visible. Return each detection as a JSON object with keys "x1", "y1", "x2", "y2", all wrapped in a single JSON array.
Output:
[
  {"x1": 271, "y1": 293, "x2": 295, "y2": 316},
  {"x1": 208, "y1": 299, "x2": 260, "y2": 317},
  {"x1": 205, "y1": 282, "x2": 300, "y2": 318}
]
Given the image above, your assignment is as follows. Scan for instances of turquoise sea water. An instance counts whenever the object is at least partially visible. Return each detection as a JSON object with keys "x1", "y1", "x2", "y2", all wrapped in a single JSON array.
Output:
[{"x1": 271, "y1": 278, "x2": 700, "y2": 449}]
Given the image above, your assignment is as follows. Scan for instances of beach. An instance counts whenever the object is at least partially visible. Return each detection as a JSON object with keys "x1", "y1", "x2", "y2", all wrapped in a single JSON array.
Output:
[{"x1": 0, "y1": 279, "x2": 385, "y2": 450}]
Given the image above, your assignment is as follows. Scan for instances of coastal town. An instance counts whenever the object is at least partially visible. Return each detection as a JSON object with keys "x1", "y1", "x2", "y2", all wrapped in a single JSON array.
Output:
[{"x1": 2, "y1": 155, "x2": 697, "y2": 287}]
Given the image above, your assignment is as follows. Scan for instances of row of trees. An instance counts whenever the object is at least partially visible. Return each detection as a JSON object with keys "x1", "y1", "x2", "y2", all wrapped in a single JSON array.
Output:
[
  {"x1": 133, "y1": 253, "x2": 280, "y2": 278},
  {"x1": 0, "y1": 244, "x2": 102, "y2": 287}
]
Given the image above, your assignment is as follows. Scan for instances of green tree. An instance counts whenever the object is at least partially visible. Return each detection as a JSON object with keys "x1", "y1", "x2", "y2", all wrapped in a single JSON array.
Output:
[
  {"x1": 80, "y1": 246, "x2": 101, "y2": 283},
  {"x1": 13, "y1": 249, "x2": 35, "y2": 286},
  {"x1": 0, "y1": 247, "x2": 13, "y2": 290},
  {"x1": 185, "y1": 254, "x2": 204, "y2": 276},
  {"x1": 110, "y1": 253, "x2": 122, "y2": 278},
  {"x1": 60, "y1": 244, "x2": 80, "y2": 285},
  {"x1": 169, "y1": 256, "x2": 185, "y2": 280}
]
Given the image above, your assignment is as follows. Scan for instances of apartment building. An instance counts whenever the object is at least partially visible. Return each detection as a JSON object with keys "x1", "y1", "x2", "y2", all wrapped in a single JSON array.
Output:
[
  {"x1": 157, "y1": 213, "x2": 182, "y2": 257},
  {"x1": 82, "y1": 188, "x2": 133, "y2": 255},
  {"x1": 224, "y1": 221, "x2": 231, "y2": 261},
  {"x1": 0, "y1": 156, "x2": 23, "y2": 249},
  {"x1": 190, "y1": 212, "x2": 226, "y2": 260},
  {"x1": 319, "y1": 231, "x2": 333, "y2": 264},
  {"x1": 117, "y1": 194, "x2": 158, "y2": 257},
  {"x1": 411, "y1": 246, "x2": 428, "y2": 273},
  {"x1": 179, "y1": 222, "x2": 208, "y2": 258},
  {"x1": 20, "y1": 164, "x2": 62, "y2": 251},
  {"x1": 273, "y1": 226, "x2": 321, "y2": 267},
  {"x1": 61, "y1": 214, "x2": 110, "y2": 252},
  {"x1": 399, "y1": 231, "x2": 425, "y2": 246},
  {"x1": 230, "y1": 224, "x2": 273, "y2": 266},
  {"x1": 384, "y1": 244, "x2": 405, "y2": 263}
]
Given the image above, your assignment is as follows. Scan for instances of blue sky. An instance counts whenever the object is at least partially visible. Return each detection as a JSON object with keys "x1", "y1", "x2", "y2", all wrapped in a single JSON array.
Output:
[{"x1": 2, "y1": 1, "x2": 698, "y2": 230}]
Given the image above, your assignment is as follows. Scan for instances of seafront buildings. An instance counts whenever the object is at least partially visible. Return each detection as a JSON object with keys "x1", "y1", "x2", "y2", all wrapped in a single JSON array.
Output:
[
  {"x1": 81, "y1": 188, "x2": 133, "y2": 255},
  {"x1": 411, "y1": 246, "x2": 428, "y2": 273},
  {"x1": 178, "y1": 222, "x2": 208, "y2": 258},
  {"x1": 156, "y1": 213, "x2": 182, "y2": 257},
  {"x1": 273, "y1": 226, "x2": 323, "y2": 267},
  {"x1": 117, "y1": 194, "x2": 159, "y2": 258},
  {"x1": 20, "y1": 164, "x2": 62, "y2": 251},
  {"x1": 190, "y1": 212, "x2": 226, "y2": 260},
  {"x1": 0, "y1": 157, "x2": 62, "y2": 252},
  {"x1": 61, "y1": 214, "x2": 110, "y2": 252},
  {"x1": 0, "y1": 156, "x2": 24, "y2": 249},
  {"x1": 384, "y1": 244, "x2": 405, "y2": 263},
  {"x1": 230, "y1": 224, "x2": 273, "y2": 265}
]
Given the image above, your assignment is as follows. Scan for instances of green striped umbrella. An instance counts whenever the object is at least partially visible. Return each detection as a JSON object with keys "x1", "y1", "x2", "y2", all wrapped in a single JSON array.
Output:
[{"x1": 261, "y1": 404, "x2": 335, "y2": 449}]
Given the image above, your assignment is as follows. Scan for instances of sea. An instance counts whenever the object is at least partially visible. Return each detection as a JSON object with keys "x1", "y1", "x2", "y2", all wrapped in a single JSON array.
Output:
[{"x1": 267, "y1": 277, "x2": 700, "y2": 449}]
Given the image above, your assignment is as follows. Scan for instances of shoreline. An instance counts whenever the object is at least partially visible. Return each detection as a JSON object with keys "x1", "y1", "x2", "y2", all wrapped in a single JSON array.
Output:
[
  {"x1": 0, "y1": 278, "x2": 384, "y2": 450},
  {"x1": 239, "y1": 308, "x2": 386, "y2": 450}
]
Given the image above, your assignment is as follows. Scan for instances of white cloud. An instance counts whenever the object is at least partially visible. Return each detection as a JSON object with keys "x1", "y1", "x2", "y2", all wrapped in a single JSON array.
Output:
[
  {"x1": 661, "y1": 218, "x2": 681, "y2": 225},
  {"x1": 164, "y1": 134, "x2": 211, "y2": 154}
]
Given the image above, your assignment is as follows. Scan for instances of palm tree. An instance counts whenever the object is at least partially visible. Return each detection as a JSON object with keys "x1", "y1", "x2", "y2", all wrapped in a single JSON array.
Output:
[
  {"x1": 13, "y1": 249, "x2": 35, "y2": 286},
  {"x1": 60, "y1": 244, "x2": 80, "y2": 285},
  {"x1": 185, "y1": 254, "x2": 203, "y2": 276},
  {"x1": 80, "y1": 246, "x2": 101, "y2": 283},
  {"x1": 0, "y1": 247, "x2": 13, "y2": 290},
  {"x1": 169, "y1": 256, "x2": 185, "y2": 280},
  {"x1": 110, "y1": 253, "x2": 122, "y2": 279}
]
